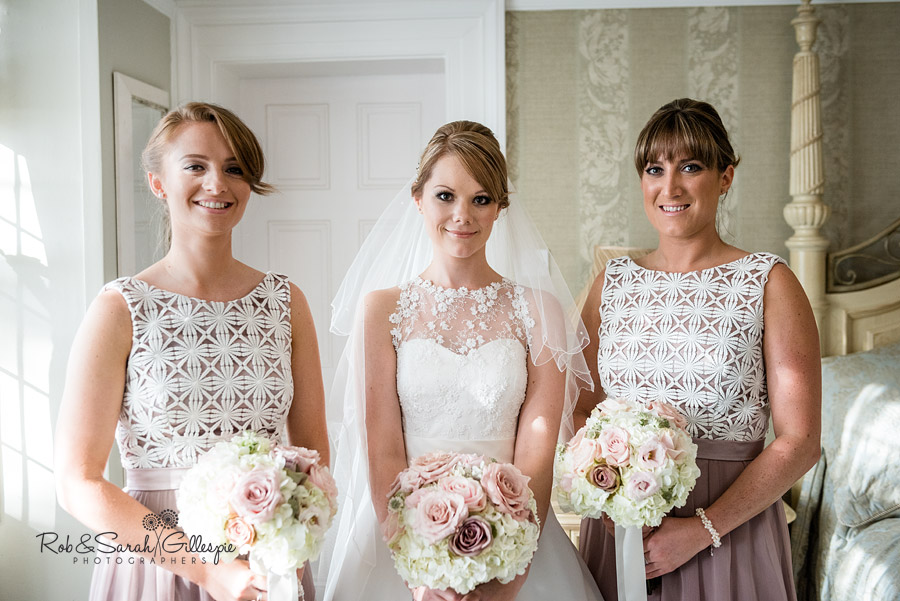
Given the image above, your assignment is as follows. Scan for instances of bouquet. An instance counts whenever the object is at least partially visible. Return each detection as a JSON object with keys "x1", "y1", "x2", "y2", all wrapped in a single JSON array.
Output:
[
  {"x1": 383, "y1": 451, "x2": 540, "y2": 594},
  {"x1": 176, "y1": 431, "x2": 337, "y2": 588},
  {"x1": 554, "y1": 397, "x2": 700, "y2": 527}
]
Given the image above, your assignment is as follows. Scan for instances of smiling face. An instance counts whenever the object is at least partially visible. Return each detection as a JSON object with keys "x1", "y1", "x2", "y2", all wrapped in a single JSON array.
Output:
[
  {"x1": 148, "y1": 121, "x2": 252, "y2": 239},
  {"x1": 414, "y1": 153, "x2": 502, "y2": 261},
  {"x1": 641, "y1": 155, "x2": 733, "y2": 241}
]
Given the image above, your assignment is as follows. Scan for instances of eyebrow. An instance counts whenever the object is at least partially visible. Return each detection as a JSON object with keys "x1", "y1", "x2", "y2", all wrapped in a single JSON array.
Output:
[
  {"x1": 179, "y1": 154, "x2": 239, "y2": 162},
  {"x1": 431, "y1": 183, "x2": 489, "y2": 195}
]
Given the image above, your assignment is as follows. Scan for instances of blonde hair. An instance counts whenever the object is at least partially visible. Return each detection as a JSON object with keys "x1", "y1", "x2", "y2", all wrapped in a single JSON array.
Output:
[
  {"x1": 142, "y1": 102, "x2": 274, "y2": 195},
  {"x1": 634, "y1": 98, "x2": 740, "y2": 176},
  {"x1": 411, "y1": 121, "x2": 509, "y2": 209}
]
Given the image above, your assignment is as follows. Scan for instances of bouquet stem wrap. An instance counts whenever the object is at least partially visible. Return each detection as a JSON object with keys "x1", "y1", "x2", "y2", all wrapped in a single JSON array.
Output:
[
  {"x1": 268, "y1": 569, "x2": 299, "y2": 601},
  {"x1": 615, "y1": 524, "x2": 646, "y2": 601}
]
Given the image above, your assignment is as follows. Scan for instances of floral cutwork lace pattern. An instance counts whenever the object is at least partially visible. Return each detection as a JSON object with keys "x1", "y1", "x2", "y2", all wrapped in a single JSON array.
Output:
[
  {"x1": 389, "y1": 277, "x2": 534, "y2": 354},
  {"x1": 391, "y1": 278, "x2": 535, "y2": 441},
  {"x1": 597, "y1": 253, "x2": 785, "y2": 442},
  {"x1": 105, "y1": 273, "x2": 293, "y2": 469}
]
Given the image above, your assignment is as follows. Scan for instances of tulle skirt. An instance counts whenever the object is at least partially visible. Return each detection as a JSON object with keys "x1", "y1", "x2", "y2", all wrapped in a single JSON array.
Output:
[
  {"x1": 89, "y1": 469, "x2": 315, "y2": 601},
  {"x1": 579, "y1": 438, "x2": 795, "y2": 601}
]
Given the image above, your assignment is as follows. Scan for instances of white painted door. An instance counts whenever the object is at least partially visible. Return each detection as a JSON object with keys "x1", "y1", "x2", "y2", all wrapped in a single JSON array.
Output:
[{"x1": 234, "y1": 68, "x2": 446, "y2": 399}]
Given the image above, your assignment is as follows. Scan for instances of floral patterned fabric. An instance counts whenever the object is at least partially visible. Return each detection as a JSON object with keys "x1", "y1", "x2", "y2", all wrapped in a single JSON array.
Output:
[
  {"x1": 597, "y1": 253, "x2": 785, "y2": 442},
  {"x1": 104, "y1": 273, "x2": 293, "y2": 469}
]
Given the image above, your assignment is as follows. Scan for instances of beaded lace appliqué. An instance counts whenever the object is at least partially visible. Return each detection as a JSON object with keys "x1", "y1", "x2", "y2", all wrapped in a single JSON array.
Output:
[
  {"x1": 107, "y1": 273, "x2": 293, "y2": 469},
  {"x1": 390, "y1": 278, "x2": 535, "y2": 440},
  {"x1": 597, "y1": 253, "x2": 785, "y2": 442}
]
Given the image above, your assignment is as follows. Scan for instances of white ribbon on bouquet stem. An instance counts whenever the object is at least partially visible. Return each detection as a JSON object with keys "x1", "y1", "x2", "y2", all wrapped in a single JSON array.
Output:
[
  {"x1": 615, "y1": 524, "x2": 647, "y2": 601},
  {"x1": 267, "y1": 569, "x2": 300, "y2": 601}
]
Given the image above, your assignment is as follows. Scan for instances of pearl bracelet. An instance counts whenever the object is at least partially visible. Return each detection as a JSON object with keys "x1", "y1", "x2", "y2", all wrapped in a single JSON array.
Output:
[{"x1": 695, "y1": 507, "x2": 722, "y2": 555}]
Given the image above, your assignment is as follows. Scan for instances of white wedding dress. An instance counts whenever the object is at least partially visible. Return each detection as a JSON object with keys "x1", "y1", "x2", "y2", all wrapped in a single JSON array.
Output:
[{"x1": 325, "y1": 277, "x2": 603, "y2": 600}]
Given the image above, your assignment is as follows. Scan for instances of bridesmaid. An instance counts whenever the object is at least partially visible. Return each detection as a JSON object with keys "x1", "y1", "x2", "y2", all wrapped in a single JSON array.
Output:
[
  {"x1": 575, "y1": 98, "x2": 821, "y2": 601},
  {"x1": 55, "y1": 102, "x2": 328, "y2": 601}
]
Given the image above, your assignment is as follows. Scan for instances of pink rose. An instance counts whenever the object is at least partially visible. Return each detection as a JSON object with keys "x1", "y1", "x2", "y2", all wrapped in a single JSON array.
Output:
[
  {"x1": 224, "y1": 515, "x2": 256, "y2": 548},
  {"x1": 308, "y1": 464, "x2": 339, "y2": 509},
  {"x1": 274, "y1": 445, "x2": 320, "y2": 473},
  {"x1": 625, "y1": 472, "x2": 660, "y2": 501},
  {"x1": 599, "y1": 427, "x2": 631, "y2": 466},
  {"x1": 558, "y1": 472, "x2": 575, "y2": 493},
  {"x1": 636, "y1": 438, "x2": 667, "y2": 470},
  {"x1": 598, "y1": 397, "x2": 630, "y2": 416},
  {"x1": 439, "y1": 476, "x2": 487, "y2": 512},
  {"x1": 649, "y1": 401, "x2": 688, "y2": 431},
  {"x1": 413, "y1": 490, "x2": 468, "y2": 544},
  {"x1": 381, "y1": 510, "x2": 401, "y2": 545},
  {"x1": 449, "y1": 516, "x2": 493, "y2": 557},
  {"x1": 229, "y1": 468, "x2": 283, "y2": 525},
  {"x1": 405, "y1": 487, "x2": 427, "y2": 509},
  {"x1": 481, "y1": 462, "x2": 532, "y2": 521},
  {"x1": 570, "y1": 437, "x2": 603, "y2": 475},
  {"x1": 658, "y1": 431, "x2": 686, "y2": 461},
  {"x1": 389, "y1": 468, "x2": 424, "y2": 497},
  {"x1": 588, "y1": 464, "x2": 620, "y2": 492},
  {"x1": 410, "y1": 451, "x2": 459, "y2": 486}
]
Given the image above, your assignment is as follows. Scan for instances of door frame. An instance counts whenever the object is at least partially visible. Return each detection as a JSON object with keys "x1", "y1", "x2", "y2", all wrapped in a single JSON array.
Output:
[{"x1": 171, "y1": 0, "x2": 506, "y2": 143}]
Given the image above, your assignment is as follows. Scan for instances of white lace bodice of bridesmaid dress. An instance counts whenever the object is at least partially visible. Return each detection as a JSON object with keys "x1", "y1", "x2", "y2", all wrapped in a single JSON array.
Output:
[
  {"x1": 390, "y1": 277, "x2": 534, "y2": 445},
  {"x1": 104, "y1": 273, "x2": 293, "y2": 469}
]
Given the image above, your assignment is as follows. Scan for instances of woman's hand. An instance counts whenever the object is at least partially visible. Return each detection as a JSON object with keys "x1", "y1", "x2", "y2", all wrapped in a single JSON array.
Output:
[
  {"x1": 412, "y1": 586, "x2": 465, "y2": 601},
  {"x1": 459, "y1": 577, "x2": 523, "y2": 601},
  {"x1": 199, "y1": 558, "x2": 267, "y2": 601},
  {"x1": 641, "y1": 516, "x2": 709, "y2": 579}
]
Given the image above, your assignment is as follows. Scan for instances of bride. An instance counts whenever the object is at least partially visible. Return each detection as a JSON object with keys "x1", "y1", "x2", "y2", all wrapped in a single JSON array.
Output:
[{"x1": 321, "y1": 121, "x2": 604, "y2": 601}]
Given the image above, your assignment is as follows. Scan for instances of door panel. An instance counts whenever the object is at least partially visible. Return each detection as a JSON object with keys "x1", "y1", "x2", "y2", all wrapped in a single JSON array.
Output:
[{"x1": 236, "y1": 70, "x2": 445, "y2": 397}]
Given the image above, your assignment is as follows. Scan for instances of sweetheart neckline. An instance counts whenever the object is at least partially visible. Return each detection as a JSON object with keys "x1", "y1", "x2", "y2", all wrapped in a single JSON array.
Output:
[{"x1": 397, "y1": 336, "x2": 525, "y2": 358}]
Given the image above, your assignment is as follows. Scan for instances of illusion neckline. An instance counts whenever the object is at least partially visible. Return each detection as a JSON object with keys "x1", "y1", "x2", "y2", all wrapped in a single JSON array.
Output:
[{"x1": 411, "y1": 275, "x2": 511, "y2": 295}]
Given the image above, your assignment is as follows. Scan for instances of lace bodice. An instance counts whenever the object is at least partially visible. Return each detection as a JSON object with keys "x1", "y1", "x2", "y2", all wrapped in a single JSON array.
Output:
[
  {"x1": 391, "y1": 278, "x2": 534, "y2": 442},
  {"x1": 105, "y1": 274, "x2": 293, "y2": 469},
  {"x1": 597, "y1": 253, "x2": 785, "y2": 442}
]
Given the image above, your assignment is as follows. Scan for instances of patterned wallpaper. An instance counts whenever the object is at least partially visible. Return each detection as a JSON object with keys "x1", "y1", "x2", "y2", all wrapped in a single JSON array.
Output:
[{"x1": 506, "y1": 4, "x2": 900, "y2": 291}]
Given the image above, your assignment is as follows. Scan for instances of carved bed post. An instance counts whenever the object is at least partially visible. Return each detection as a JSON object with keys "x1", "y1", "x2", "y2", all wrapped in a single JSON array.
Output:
[{"x1": 784, "y1": 0, "x2": 830, "y2": 349}]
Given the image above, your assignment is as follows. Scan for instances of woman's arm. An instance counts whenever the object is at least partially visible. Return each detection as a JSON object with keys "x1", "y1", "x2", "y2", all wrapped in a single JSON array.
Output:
[
  {"x1": 363, "y1": 289, "x2": 408, "y2": 524},
  {"x1": 644, "y1": 263, "x2": 822, "y2": 578},
  {"x1": 573, "y1": 269, "x2": 607, "y2": 433},
  {"x1": 285, "y1": 283, "x2": 329, "y2": 465},
  {"x1": 54, "y1": 291, "x2": 265, "y2": 601}
]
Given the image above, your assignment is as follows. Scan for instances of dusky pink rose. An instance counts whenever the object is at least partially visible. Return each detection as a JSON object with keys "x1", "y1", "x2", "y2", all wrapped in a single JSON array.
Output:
[
  {"x1": 274, "y1": 445, "x2": 320, "y2": 473},
  {"x1": 599, "y1": 427, "x2": 631, "y2": 466},
  {"x1": 410, "y1": 452, "x2": 459, "y2": 486},
  {"x1": 381, "y1": 510, "x2": 401, "y2": 545},
  {"x1": 308, "y1": 464, "x2": 338, "y2": 509},
  {"x1": 649, "y1": 401, "x2": 688, "y2": 431},
  {"x1": 625, "y1": 472, "x2": 660, "y2": 501},
  {"x1": 439, "y1": 476, "x2": 486, "y2": 512},
  {"x1": 413, "y1": 490, "x2": 468, "y2": 544},
  {"x1": 588, "y1": 464, "x2": 620, "y2": 492},
  {"x1": 570, "y1": 437, "x2": 603, "y2": 475},
  {"x1": 481, "y1": 462, "x2": 532, "y2": 521},
  {"x1": 229, "y1": 468, "x2": 283, "y2": 525},
  {"x1": 636, "y1": 438, "x2": 668, "y2": 470},
  {"x1": 658, "y1": 431, "x2": 686, "y2": 461},
  {"x1": 224, "y1": 515, "x2": 256, "y2": 547},
  {"x1": 449, "y1": 516, "x2": 493, "y2": 557}
]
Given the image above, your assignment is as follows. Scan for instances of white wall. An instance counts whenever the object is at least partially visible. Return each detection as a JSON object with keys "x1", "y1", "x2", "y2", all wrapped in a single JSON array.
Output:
[{"x1": 0, "y1": 0, "x2": 102, "y2": 598}]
